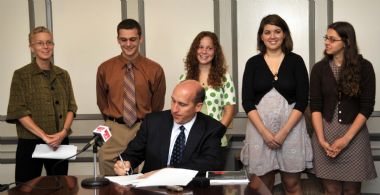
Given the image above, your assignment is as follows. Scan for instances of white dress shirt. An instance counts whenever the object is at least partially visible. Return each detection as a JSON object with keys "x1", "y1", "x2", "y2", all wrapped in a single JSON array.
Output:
[{"x1": 167, "y1": 114, "x2": 197, "y2": 165}]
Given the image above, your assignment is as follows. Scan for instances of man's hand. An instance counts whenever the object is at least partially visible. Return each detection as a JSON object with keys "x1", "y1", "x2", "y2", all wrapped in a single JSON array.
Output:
[{"x1": 114, "y1": 160, "x2": 132, "y2": 176}]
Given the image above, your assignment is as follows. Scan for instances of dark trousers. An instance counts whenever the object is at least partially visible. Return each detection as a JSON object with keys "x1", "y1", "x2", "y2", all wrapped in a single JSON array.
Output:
[{"x1": 15, "y1": 138, "x2": 69, "y2": 183}]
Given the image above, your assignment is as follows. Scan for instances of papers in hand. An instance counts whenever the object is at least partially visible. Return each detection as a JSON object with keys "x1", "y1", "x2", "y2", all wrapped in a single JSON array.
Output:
[
  {"x1": 32, "y1": 144, "x2": 77, "y2": 160},
  {"x1": 106, "y1": 168, "x2": 198, "y2": 187},
  {"x1": 206, "y1": 170, "x2": 250, "y2": 185}
]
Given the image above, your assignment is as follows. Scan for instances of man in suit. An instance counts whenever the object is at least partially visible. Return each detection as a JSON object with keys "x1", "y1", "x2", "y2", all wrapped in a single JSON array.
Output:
[{"x1": 114, "y1": 80, "x2": 226, "y2": 175}]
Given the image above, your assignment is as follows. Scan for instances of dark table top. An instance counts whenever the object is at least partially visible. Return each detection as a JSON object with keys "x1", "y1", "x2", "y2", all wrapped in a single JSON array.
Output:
[{"x1": 4, "y1": 175, "x2": 271, "y2": 195}]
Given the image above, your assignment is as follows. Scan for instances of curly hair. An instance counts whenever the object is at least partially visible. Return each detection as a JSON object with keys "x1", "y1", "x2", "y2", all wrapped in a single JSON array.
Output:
[
  {"x1": 324, "y1": 21, "x2": 361, "y2": 96},
  {"x1": 184, "y1": 31, "x2": 227, "y2": 88}
]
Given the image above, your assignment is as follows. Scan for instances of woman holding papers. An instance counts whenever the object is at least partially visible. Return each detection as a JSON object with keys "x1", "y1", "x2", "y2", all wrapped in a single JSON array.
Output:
[
  {"x1": 240, "y1": 14, "x2": 312, "y2": 192},
  {"x1": 6, "y1": 26, "x2": 77, "y2": 183}
]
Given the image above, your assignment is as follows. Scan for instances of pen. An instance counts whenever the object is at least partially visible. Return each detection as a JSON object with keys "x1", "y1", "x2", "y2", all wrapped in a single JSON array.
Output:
[{"x1": 118, "y1": 154, "x2": 129, "y2": 175}]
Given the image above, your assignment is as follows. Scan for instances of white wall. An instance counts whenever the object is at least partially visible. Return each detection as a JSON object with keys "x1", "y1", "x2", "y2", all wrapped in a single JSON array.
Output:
[
  {"x1": 52, "y1": 0, "x2": 122, "y2": 114},
  {"x1": 2, "y1": 0, "x2": 380, "y2": 114},
  {"x1": 1, "y1": 1, "x2": 380, "y2": 192},
  {"x1": 0, "y1": 0, "x2": 30, "y2": 114},
  {"x1": 334, "y1": 0, "x2": 380, "y2": 111}
]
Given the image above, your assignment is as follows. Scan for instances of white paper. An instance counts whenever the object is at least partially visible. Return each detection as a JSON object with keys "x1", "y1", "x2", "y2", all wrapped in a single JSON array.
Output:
[
  {"x1": 206, "y1": 170, "x2": 250, "y2": 186},
  {"x1": 32, "y1": 144, "x2": 77, "y2": 160},
  {"x1": 105, "y1": 168, "x2": 197, "y2": 187},
  {"x1": 209, "y1": 179, "x2": 249, "y2": 185},
  {"x1": 135, "y1": 168, "x2": 198, "y2": 187},
  {"x1": 106, "y1": 174, "x2": 144, "y2": 186}
]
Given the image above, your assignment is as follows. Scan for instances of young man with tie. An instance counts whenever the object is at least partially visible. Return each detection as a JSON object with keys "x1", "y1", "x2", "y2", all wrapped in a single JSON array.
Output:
[{"x1": 96, "y1": 19, "x2": 166, "y2": 176}]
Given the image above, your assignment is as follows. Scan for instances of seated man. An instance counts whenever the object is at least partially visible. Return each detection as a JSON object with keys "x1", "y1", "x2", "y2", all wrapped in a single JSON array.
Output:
[{"x1": 114, "y1": 80, "x2": 226, "y2": 175}]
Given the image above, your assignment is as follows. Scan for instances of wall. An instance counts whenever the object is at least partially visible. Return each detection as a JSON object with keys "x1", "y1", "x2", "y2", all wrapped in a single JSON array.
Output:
[
  {"x1": 1, "y1": 0, "x2": 380, "y2": 193},
  {"x1": 1, "y1": 0, "x2": 380, "y2": 114}
]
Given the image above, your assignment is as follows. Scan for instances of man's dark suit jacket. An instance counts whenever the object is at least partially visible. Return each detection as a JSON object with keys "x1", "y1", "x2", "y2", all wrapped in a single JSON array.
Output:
[{"x1": 120, "y1": 110, "x2": 226, "y2": 174}]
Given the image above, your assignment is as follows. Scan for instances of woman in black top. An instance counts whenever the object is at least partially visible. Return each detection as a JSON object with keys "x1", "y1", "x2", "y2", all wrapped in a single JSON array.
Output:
[
  {"x1": 310, "y1": 21, "x2": 376, "y2": 194},
  {"x1": 241, "y1": 14, "x2": 312, "y2": 192}
]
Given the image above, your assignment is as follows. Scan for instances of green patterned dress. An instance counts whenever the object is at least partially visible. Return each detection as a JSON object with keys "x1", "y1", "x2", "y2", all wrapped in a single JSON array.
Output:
[{"x1": 179, "y1": 72, "x2": 236, "y2": 146}]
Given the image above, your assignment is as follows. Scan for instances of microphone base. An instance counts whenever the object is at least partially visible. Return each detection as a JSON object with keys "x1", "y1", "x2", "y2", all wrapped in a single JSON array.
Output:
[{"x1": 81, "y1": 177, "x2": 110, "y2": 188}]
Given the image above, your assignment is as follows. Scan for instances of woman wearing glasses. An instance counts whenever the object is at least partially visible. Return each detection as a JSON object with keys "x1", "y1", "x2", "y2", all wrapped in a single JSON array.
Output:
[
  {"x1": 6, "y1": 26, "x2": 77, "y2": 183},
  {"x1": 310, "y1": 21, "x2": 376, "y2": 194},
  {"x1": 241, "y1": 14, "x2": 312, "y2": 192}
]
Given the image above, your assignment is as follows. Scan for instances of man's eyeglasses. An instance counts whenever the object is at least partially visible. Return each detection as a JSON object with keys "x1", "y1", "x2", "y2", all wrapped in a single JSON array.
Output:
[
  {"x1": 323, "y1": 36, "x2": 342, "y2": 43},
  {"x1": 32, "y1": 41, "x2": 55, "y2": 47}
]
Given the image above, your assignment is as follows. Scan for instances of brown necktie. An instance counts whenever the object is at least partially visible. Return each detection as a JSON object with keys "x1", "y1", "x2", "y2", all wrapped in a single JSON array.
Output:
[{"x1": 123, "y1": 63, "x2": 137, "y2": 127}]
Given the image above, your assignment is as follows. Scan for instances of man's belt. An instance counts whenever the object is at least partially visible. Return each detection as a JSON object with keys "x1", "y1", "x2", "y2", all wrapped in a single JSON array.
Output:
[{"x1": 107, "y1": 116, "x2": 142, "y2": 125}]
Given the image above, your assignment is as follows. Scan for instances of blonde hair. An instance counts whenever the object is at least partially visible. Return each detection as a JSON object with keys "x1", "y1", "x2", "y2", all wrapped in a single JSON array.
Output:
[{"x1": 28, "y1": 26, "x2": 52, "y2": 44}]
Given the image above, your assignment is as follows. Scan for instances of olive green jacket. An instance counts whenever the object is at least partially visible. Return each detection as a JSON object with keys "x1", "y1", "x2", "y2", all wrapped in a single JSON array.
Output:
[{"x1": 6, "y1": 61, "x2": 77, "y2": 139}]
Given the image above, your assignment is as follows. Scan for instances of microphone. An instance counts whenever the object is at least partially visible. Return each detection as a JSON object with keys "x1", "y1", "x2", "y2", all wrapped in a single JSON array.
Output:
[
  {"x1": 81, "y1": 125, "x2": 112, "y2": 152},
  {"x1": 81, "y1": 125, "x2": 112, "y2": 188},
  {"x1": 52, "y1": 125, "x2": 112, "y2": 177}
]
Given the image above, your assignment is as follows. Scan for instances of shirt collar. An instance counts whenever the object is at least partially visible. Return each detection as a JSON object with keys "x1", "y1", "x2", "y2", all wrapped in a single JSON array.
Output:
[
  {"x1": 118, "y1": 53, "x2": 143, "y2": 70},
  {"x1": 173, "y1": 113, "x2": 197, "y2": 132},
  {"x1": 30, "y1": 59, "x2": 63, "y2": 75}
]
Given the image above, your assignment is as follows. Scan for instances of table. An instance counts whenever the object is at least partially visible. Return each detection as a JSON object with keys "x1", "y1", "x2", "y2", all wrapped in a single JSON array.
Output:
[{"x1": 5, "y1": 175, "x2": 271, "y2": 195}]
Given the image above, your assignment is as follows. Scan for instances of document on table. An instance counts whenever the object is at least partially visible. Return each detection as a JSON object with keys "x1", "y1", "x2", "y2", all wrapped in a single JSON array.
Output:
[
  {"x1": 106, "y1": 168, "x2": 198, "y2": 187},
  {"x1": 32, "y1": 144, "x2": 77, "y2": 160},
  {"x1": 106, "y1": 173, "x2": 144, "y2": 186}
]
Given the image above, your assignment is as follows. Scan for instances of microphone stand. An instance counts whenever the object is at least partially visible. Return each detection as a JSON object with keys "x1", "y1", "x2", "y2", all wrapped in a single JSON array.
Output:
[{"x1": 81, "y1": 144, "x2": 110, "y2": 188}]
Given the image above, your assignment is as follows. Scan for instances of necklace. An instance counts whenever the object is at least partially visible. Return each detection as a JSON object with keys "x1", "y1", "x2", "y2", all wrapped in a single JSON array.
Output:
[
  {"x1": 264, "y1": 53, "x2": 283, "y2": 82},
  {"x1": 273, "y1": 73, "x2": 278, "y2": 81}
]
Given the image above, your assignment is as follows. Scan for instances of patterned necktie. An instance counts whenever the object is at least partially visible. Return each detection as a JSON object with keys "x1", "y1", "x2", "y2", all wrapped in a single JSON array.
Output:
[
  {"x1": 123, "y1": 63, "x2": 137, "y2": 127},
  {"x1": 170, "y1": 126, "x2": 186, "y2": 165}
]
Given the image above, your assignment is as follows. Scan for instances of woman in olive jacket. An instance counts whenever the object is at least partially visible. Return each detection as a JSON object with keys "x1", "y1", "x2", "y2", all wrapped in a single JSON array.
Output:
[{"x1": 6, "y1": 26, "x2": 77, "y2": 183}]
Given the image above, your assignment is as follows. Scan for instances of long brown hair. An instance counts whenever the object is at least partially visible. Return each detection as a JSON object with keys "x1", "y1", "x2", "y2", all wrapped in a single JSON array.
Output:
[
  {"x1": 324, "y1": 21, "x2": 361, "y2": 96},
  {"x1": 184, "y1": 31, "x2": 226, "y2": 88}
]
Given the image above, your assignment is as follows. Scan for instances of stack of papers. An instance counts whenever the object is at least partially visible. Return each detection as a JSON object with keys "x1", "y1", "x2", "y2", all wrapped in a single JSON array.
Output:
[
  {"x1": 206, "y1": 170, "x2": 250, "y2": 185},
  {"x1": 32, "y1": 144, "x2": 77, "y2": 160},
  {"x1": 106, "y1": 174, "x2": 143, "y2": 186},
  {"x1": 106, "y1": 168, "x2": 198, "y2": 187}
]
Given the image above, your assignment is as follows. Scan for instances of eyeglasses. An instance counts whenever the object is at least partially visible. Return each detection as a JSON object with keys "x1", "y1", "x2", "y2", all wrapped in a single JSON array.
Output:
[
  {"x1": 323, "y1": 36, "x2": 342, "y2": 43},
  {"x1": 32, "y1": 41, "x2": 55, "y2": 47}
]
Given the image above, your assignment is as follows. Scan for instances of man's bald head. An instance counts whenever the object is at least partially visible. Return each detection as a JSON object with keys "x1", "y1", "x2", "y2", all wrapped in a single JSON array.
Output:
[
  {"x1": 175, "y1": 80, "x2": 205, "y2": 104},
  {"x1": 171, "y1": 80, "x2": 205, "y2": 124}
]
